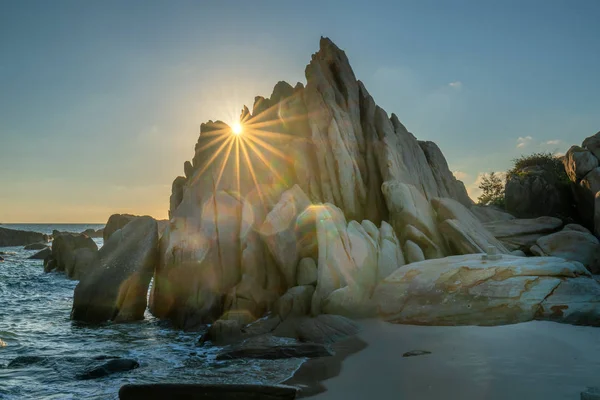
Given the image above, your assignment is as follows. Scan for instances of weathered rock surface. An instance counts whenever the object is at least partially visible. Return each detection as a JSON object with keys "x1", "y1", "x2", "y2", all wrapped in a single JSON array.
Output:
[
  {"x1": 71, "y1": 216, "x2": 159, "y2": 323},
  {"x1": 103, "y1": 214, "x2": 138, "y2": 242},
  {"x1": 296, "y1": 257, "x2": 318, "y2": 286},
  {"x1": 198, "y1": 319, "x2": 242, "y2": 345},
  {"x1": 565, "y1": 146, "x2": 598, "y2": 182},
  {"x1": 470, "y1": 205, "x2": 515, "y2": 223},
  {"x1": 274, "y1": 285, "x2": 314, "y2": 320},
  {"x1": 45, "y1": 233, "x2": 99, "y2": 279},
  {"x1": 432, "y1": 197, "x2": 509, "y2": 255},
  {"x1": 483, "y1": 216, "x2": 563, "y2": 251},
  {"x1": 530, "y1": 229, "x2": 600, "y2": 272},
  {"x1": 0, "y1": 227, "x2": 48, "y2": 247},
  {"x1": 372, "y1": 254, "x2": 600, "y2": 326}
]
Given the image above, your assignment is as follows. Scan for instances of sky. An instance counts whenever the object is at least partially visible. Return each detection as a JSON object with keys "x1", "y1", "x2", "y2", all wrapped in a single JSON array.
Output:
[{"x1": 1, "y1": 0, "x2": 599, "y2": 223}]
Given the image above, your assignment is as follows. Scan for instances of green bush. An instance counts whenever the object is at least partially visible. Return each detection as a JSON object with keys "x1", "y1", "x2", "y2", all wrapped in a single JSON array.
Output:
[{"x1": 506, "y1": 152, "x2": 569, "y2": 183}]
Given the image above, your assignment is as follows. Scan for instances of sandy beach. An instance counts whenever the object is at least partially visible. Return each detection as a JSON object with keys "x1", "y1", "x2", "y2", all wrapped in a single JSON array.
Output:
[{"x1": 313, "y1": 320, "x2": 600, "y2": 400}]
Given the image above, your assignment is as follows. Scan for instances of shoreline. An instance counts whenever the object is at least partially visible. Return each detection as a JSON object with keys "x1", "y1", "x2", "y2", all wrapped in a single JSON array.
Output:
[{"x1": 298, "y1": 319, "x2": 600, "y2": 400}]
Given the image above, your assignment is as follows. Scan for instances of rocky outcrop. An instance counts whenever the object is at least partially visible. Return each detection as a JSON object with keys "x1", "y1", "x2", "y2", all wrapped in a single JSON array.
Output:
[
  {"x1": 28, "y1": 247, "x2": 51, "y2": 260},
  {"x1": 152, "y1": 37, "x2": 600, "y2": 331},
  {"x1": 372, "y1": 254, "x2": 600, "y2": 326},
  {"x1": 562, "y1": 132, "x2": 600, "y2": 235},
  {"x1": 71, "y1": 216, "x2": 159, "y2": 323},
  {"x1": 0, "y1": 227, "x2": 49, "y2": 247},
  {"x1": 483, "y1": 216, "x2": 563, "y2": 251},
  {"x1": 530, "y1": 228, "x2": 600, "y2": 273},
  {"x1": 45, "y1": 233, "x2": 98, "y2": 279},
  {"x1": 505, "y1": 166, "x2": 573, "y2": 219},
  {"x1": 24, "y1": 243, "x2": 49, "y2": 250},
  {"x1": 103, "y1": 214, "x2": 138, "y2": 242}
]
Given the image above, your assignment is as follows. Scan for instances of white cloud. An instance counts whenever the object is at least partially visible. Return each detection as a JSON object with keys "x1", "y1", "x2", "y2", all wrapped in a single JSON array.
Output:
[
  {"x1": 516, "y1": 136, "x2": 533, "y2": 148},
  {"x1": 453, "y1": 170, "x2": 469, "y2": 181},
  {"x1": 448, "y1": 81, "x2": 462, "y2": 89},
  {"x1": 545, "y1": 139, "x2": 561, "y2": 145}
]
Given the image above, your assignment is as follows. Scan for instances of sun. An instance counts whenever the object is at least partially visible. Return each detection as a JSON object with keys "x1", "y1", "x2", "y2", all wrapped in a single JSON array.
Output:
[{"x1": 232, "y1": 122, "x2": 243, "y2": 136}]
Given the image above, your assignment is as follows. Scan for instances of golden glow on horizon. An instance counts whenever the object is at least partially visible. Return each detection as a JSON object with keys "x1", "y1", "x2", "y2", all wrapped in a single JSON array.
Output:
[{"x1": 232, "y1": 122, "x2": 243, "y2": 135}]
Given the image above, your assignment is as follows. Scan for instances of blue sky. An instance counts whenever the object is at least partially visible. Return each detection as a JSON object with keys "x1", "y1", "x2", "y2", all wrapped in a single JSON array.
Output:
[{"x1": 1, "y1": 0, "x2": 599, "y2": 222}]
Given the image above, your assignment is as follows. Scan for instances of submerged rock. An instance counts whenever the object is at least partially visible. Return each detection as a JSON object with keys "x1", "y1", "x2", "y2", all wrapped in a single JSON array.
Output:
[
  {"x1": 0, "y1": 227, "x2": 48, "y2": 247},
  {"x1": 76, "y1": 358, "x2": 139, "y2": 380},
  {"x1": 46, "y1": 233, "x2": 99, "y2": 279},
  {"x1": 71, "y1": 216, "x2": 159, "y2": 323}
]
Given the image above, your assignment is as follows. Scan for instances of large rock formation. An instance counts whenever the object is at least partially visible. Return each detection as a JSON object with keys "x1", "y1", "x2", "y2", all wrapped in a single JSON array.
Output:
[
  {"x1": 71, "y1": 216, "x2": 159, "y2": 323},
  {"x1": 372, "y1": 254, "x2": 600, "y2": 326},
  {"x1": 44, "y1": 233, "x2": 99, "y2": 280},
  {"x1": 0, "y1": 227, "x2": 49, "y2": 247},
  {"x1": 150, "y1": 37, "x2": 600, "y2": 330},
  {"x1": 103, "y1": 214, "x2": 139, "y2": 242},
  {"x1": 564, "y1": 133, "x2": 600, "y2": 235}
]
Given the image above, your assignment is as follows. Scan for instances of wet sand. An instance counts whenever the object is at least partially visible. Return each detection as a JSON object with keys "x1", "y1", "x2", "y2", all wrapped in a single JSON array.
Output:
[{"x1": 309, "y1": 320, "x2": 600, "y2": 399}]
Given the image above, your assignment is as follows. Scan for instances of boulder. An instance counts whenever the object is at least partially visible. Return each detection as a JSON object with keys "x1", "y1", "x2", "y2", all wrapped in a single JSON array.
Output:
[
  {"x1": 24, "y1": 243, "x2": 49, "y2": 250},
  {"x1": 103, "y1": 214, "x2": 138, "y2": 242},
  {"x1": 28, "y1": 247, "x2": 51, "y2": 260},
  {"x1": 274, "y1": 285, "x2": 314, "y2": 320},
  {"x1": 76, "y1": 358, "x2": 139, "y2": 380},
  {"x1": 71, "y1": 216, "x2": 159, "y2": 323},
  {"x1": 530, "y1": 230, "x2": 600, "y2": 272},
  {"x1": 0, "y1": 256, "x2": 3, "y2": 262},
  {"x1": 583, "y1": 131, "x2": 600, "y2": 159},
  {"x1": 404, "y1": 240, "x2": 425, "y2": 264},
  {"x1": 469, "y1": 205, "x2": 515, "y2": 223},
  {"x1": 0, "y1": 227, "x2": 48, "y2": 247},
  {"x1": 82, "y1": 228, "x2": 103, "y2": 238},
  {"x1": 505, "y1": 166, "x2": 573, "y2": 219},
  {"x1": 48, "y1": 233, "x2": 99, "y2": 279},
  {"x1": 563, "y1": 224, "x2": 592, "y2": 233},
  {"x1": 564, "y1": 146, "x2": 598, "y2": 182},
  {"x1": 296, "y1": 257, "x2": 318, "y2": 286},
  {"x1": 432, "y1": 197, "x2": 509, "y2": 254},
  {"x1": 483, "y1": 216, "x2": 563, "y2": 251},
  {"x1": 198, "y1": 319, "x2": 242, "y2": 345},
  {"x1": 372, "y1": 254, "x2": 599, "y2": 326},
  {"x1": 260, "y1": 185, "x2": 311, "y2": 287}
]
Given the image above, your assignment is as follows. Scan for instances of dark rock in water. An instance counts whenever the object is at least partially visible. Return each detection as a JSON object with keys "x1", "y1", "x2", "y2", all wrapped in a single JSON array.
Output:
[
  {"x1": 216, "y1": 342, "x2": 332, "y2": 360},
  {"x1": 7, "y1": 355, "x2": 46, "y2": 368},
  {"x1": 29, "y1": 247, "x2": 51, "y2": 260},
  {"x1": 76, "y1": 358, "x2": 139, "y2": 380},
  {"x1": 0, "y1": 227, "x2": 49, "y2": 247},
  {"x1": 48, "y1": 233, "x2": 99, "y2": 279},
  {"x1": 24, "y1": 242, "x2": 49, "y2": 250},
  {"x1": 0, "y1": 256, "x2": 3, "y2": 262},
  {"x1": 402, "y1": 350, "x2": 431, "y2": 357},
  {"x1": 82, "y1": 228, "x2": 103, "y2": 238},
  {"x1": 71, "y1": 216, "x2": 159, "y2": 323},
  {"x1": 43, "y1": 255, "x2": 57, "y2": 272},
  {"x1": 119, "y1": 384, "x2": 297, "y2": 400},
  {"x1": 103, "y1": 214, "x2": 138, "y2": 242},
  {"x1": 198, "y1": 319, "x2": 242, "y2": 346}
]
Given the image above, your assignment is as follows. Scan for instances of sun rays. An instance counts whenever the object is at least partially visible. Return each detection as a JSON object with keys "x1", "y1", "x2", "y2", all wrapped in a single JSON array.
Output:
[{"x1": 187, "y1": 102, "x2": 305, "y2": 213}]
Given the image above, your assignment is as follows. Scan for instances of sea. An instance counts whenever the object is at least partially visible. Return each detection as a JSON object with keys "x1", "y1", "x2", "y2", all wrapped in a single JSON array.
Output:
[{"x1": 0, "y1": 224, "x2": 301, "y2": 399}]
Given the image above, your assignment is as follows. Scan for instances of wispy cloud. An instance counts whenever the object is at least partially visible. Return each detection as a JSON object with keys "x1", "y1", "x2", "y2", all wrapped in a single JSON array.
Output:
[
  {"x1": 448, "y1": 81, "x2": 462, "y2": 89},
  {"x1": 545, "y1": 139, "x2": 561, "y2": 145},
  {"x1": 453, "y1": 170, "x2": 469, "y2": 181},
  {"x1": 516, "y1": 136, "x2": 533, "y2": 148}
]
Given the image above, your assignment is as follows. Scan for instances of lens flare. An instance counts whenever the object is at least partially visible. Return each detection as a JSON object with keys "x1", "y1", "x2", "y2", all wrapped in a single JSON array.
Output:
[{"x1": 232, "y1": 122, "x2": 243, "y2": 135}]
